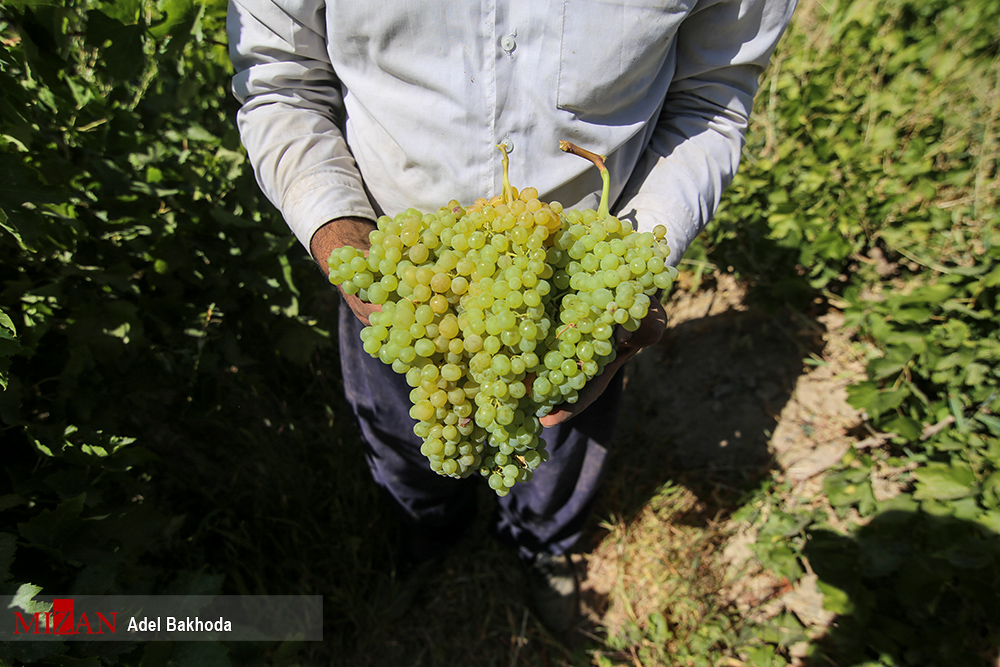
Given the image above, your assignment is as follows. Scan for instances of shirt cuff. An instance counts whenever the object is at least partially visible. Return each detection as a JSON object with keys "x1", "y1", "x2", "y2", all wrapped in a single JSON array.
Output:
[
  {"x1": 615, "y1": 193, "x2": 700, "y2": 268},
  {"x1": 281, "y1": 170, "x2": 378, "y2": 258}
]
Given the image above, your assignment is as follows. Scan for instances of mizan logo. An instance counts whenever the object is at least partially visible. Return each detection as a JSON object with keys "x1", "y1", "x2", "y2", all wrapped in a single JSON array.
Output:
[
  {"x1": 8, "y1": 595, "x2": 309, "y2": 640},
  {"x1": 13, "y1": 598, "x2": 117, "y2": 636}
]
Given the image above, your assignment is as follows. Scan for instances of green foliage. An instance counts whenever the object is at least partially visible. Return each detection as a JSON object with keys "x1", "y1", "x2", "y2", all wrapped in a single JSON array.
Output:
[
  {"x1": 700, "y1": 0, "x2": 1000, "y2": 663},
  {"x1": 0, "y1": 305, "x2": 17, "y2": 390},
  {"x1": 0, "y1": 1, "x2": 334, "y2": 664},
  {"x1": 706, "y1": 0, "x2": 999, "y2": 300},
  {"x1": 805, "y1": 511, "x2": 1000, "y2": 666}
]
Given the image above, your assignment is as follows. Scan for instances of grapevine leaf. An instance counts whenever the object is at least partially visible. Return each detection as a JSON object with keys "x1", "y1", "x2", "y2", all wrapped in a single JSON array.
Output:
[
  {"x1": 16, "y1": 494, "x2": 87, "y2": 550},
  {"x1": 976, "y1": 511, "x2": 1000, "y2": 533},
  {"x1": 9, "y1": 582, "x2": 51, "y2": 615},
  {"x1": 93, "y1": 0, "x2": 143, "y2": 23},
  {"x1": 846, "y1": 382, "x2": 908, "y2": 420},
  {"x1": 0, "y1": 208, "x2": 33, "y2": 253},
  {"x1": 85, "y1": 10, "x2": 146, "y2": 82},
  {"x1": 949, "y1": 394, "x2": 968, "y2": 431},
  {"x1": 890, "y1": 307, "x2": 933, "y2": 324},
  {"x1": 0, "y1": 308, "x2": 15, "y2": 337},
  {"x1": 882, "y1": 416, "x2": 922, "y2": 441},
  {"x1": 974, "y1": 414, "x2": 1000, "y2": 436},
  {"x1": 816, "y1": 580, "x2": 853, "y2": 615},
  {"x1": 913, "y1": 462, "x2": 976, "y2": 501}
]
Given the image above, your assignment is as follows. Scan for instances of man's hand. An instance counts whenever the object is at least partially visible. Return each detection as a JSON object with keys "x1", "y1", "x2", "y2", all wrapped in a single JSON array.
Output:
[
  {"x1": 539, "y1": 294, "x2": 667, "y2": 428},
  {"x1": 310, "y1": 217, "x2": 381, "y2": 326}
]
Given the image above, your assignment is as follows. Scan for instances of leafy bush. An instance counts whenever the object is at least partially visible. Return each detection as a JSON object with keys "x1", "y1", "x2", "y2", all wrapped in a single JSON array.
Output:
[
  {"x1": 705, "y1": 0, "x2": 999, "y2": 298},
  {"x1": 703, "y1": 0, "x2": 1000, "y2": 663},
  {"x1": 1, "y1": 1, "x2": 336, "y2": 663}
]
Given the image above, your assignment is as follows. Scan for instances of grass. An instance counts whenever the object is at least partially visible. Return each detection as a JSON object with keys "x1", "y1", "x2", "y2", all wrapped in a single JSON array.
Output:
[{"x1": 588, "y1": 482, "x2": 746, "y2": 667}]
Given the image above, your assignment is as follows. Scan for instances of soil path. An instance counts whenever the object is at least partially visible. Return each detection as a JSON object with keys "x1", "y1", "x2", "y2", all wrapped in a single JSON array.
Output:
[{"x1": 579, "y1": 272, "x2": 867, "y2": 651}]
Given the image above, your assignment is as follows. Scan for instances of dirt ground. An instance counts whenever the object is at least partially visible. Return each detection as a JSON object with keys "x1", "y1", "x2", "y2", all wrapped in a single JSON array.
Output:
[{"x1": 578, "y1": 271, "x2": 869, "y2": 656}]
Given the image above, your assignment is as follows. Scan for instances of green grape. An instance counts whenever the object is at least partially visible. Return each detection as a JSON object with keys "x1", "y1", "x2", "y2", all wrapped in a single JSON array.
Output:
[
  {"x1": 324, "y1": 141, "x2": 674, "y2": 496},
  {"x1": 414, "y1": 338, "x2": 435, "y2": 358}
]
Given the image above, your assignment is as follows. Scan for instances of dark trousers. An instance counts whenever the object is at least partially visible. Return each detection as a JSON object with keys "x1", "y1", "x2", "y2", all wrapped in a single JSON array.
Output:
[{"x1": 338, "y1": 298, "x2": 621, "y2": 561}]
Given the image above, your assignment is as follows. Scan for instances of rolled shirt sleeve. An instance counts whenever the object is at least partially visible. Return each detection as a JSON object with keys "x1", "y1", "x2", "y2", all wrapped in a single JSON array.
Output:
[
  {"x1": 228, "y1": 0, "x2": 376, "y2": 253},
  {"x1": 615, "y1": 0, "x2": 798, "y2": 265}
]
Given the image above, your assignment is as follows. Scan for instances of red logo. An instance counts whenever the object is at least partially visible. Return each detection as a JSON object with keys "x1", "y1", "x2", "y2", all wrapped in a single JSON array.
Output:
[{"x1": 13, "y1": 598, "x2": 117, "y2": 635}]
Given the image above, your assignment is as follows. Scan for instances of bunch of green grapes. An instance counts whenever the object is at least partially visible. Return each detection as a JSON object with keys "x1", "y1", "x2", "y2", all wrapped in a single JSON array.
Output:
[{"x1": 326, "y1": 143, "x2": 676, "y2": 496}]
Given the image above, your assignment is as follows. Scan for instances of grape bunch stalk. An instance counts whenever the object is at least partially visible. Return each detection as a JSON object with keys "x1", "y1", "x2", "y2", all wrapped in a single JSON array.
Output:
[{"x1": 326, "y1": 142, "x2": 677, "y2": 496}]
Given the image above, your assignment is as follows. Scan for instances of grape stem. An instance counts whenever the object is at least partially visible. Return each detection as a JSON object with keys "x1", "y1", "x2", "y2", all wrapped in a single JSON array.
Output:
[
  {"x1": 538, "y1": 322, "x2": 578, "y2": 356},
  {"x1": 497, "y1": 143, "x2": 515, "y2": 204},
  {"x1": 554, "y1": 322, "x2": 577, "y2": 340},
  {"x1": 559, "y1": 141, "x2": 610, "y2": 219}
]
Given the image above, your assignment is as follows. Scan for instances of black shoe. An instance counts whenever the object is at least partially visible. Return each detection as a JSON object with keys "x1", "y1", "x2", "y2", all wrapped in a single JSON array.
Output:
[
  {"x1": 526, "y1": 553, "x2": 580, "y2": 635},
  {"x1": 384, "y1": 553, "x2": 439, "y2": 620}
]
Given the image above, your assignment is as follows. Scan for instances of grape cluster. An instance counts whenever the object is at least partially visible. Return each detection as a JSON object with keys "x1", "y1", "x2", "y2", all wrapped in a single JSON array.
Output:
[{"x1": 327, "y1": 151, "x2": 676, "y2": 496}]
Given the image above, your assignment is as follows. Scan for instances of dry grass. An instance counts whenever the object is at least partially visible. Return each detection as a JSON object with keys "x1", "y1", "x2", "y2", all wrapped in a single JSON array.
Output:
[{"x1": 584, "y1": 482, "x2": 742, "y2": 666}]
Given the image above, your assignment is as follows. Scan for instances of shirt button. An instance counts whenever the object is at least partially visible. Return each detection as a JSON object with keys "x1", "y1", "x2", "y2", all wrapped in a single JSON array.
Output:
[
  {"x1": 500, "y1": 34, "x2": 516, "y2": 53},
  {"x1": 500, "y1": 137, "x2": 514, "y2": 153}
]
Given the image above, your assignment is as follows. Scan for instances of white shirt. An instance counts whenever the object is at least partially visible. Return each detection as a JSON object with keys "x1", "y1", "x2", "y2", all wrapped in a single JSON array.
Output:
[{"x1": 228, "y1": 0, "x2": 796, "y2": 266}]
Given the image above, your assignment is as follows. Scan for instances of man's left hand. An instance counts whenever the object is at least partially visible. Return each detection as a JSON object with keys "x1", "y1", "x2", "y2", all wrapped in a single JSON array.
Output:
[{"x1": 539, "y1": 294, "x2": 667, "y2": 428}]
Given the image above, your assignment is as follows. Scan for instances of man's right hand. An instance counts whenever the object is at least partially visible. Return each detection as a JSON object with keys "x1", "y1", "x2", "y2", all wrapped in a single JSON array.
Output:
[{"x1": 310, "y1": 217, "x2": 381, "y2": 326}]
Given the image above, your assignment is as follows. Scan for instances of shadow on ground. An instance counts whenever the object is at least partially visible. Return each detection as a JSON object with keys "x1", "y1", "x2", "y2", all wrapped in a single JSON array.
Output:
[
  {"x1": 597, "y1": 276, "x2": 826, "y2": 528},
  {"x1": 320, "y1": 276, "x2": 834, "y2": 667},
  {"x1": 803, "y1": 510, "x2": 1000, "y2": 667},
  {"x1": 565, "y1": 275, "x2": 830, "y2": 652}
]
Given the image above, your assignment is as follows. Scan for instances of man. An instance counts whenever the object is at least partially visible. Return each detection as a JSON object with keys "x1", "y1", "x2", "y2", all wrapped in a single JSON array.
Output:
[{"x1": 227, "y1": 0, "x2": 796, "y2": 634}]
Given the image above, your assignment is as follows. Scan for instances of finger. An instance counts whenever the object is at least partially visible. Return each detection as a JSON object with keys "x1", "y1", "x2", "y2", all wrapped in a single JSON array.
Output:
[
  {"x1": 344, "y1": 293, "x2": 382, "y2": 326},
  {"x1": 618, "y1": 295, "x2": 667, "y2": 352},
  {"x1": 538, "y1": 350, "x2": 631, "y2": 428}
]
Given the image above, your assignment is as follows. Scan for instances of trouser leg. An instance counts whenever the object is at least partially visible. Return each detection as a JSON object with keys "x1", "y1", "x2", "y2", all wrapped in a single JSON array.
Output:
[
  {"x1": 338, "y1": 296, "x2": 621, "y2": 561},
  {"x1": 338, "y1": 300, "x2": 477, "y2": 560},
  {"x1": 492, "y1": 372, "x2": 622, "y2": 561}
]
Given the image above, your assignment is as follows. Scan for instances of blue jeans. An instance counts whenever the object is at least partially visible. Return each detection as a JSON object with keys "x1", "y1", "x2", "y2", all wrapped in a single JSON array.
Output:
[{"x1": 338, "y1": 298, "x2": 622, "y2": 561}]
